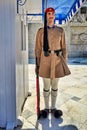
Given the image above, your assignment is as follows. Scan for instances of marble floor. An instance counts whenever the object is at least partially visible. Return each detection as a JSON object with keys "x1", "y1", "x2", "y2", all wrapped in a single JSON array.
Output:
[{"x1": 15, "y1": 63, "x2": 87, "y2": 130}]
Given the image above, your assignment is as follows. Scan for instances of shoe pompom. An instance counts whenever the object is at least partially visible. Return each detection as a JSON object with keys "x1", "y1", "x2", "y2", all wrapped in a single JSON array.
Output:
[
  {"x1": 41, "y1": 109, "x2": 49, "y2": 118},
  {"x1": 54, "y1": 109, "x2": 63, "y2": 118}
]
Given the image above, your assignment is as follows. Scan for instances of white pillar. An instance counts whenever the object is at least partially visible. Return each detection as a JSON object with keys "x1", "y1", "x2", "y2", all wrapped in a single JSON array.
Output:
[
  {"x1": 0, "y1": 0, "x2": 16, "y2": 128},
  {"x1": 0, "y1": 0, "x2": 29, "y2": 129}
]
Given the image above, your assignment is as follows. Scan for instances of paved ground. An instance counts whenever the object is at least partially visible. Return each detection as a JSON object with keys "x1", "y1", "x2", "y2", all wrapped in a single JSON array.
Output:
[
  {"x1": 0, "y1": 58, "x2": 87, "y2": 130},
  {"x1": 14, "y1": 58, "x2": 87, "y2": 130}
]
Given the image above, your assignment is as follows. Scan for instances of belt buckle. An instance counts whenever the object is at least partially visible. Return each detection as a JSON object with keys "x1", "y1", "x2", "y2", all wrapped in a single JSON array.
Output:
[
  {"x1": 51, "y1": 50, "x2": 54, "y2": 54},
  {"x1": 59, "y1": 51, "x2": 62, "y2": 56}
]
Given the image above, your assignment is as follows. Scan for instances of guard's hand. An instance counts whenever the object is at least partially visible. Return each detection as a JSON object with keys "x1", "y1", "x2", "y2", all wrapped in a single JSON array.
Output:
[{"x1": 35, "y1": 66, "x2": 39, "y2": 75}]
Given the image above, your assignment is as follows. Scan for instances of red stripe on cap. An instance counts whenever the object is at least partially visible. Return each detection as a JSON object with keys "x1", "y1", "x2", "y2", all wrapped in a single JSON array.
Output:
[{"x1": 45, "y1": 7, "x2": 55, "y2": 13}]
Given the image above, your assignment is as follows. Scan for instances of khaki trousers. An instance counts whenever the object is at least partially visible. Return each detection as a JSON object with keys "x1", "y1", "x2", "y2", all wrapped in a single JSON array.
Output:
[{"x1": 43, "y1": 78, "x2": 59, "y2": 109}]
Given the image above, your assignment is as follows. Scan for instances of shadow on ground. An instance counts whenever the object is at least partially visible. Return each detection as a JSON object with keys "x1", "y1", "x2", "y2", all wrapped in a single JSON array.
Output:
[
  {"x1": 36, "y1": 116, "x2": 78, "y2": 130},
  {"x1": 16, "y1": 115, "x2": 78, "y2": 130}
]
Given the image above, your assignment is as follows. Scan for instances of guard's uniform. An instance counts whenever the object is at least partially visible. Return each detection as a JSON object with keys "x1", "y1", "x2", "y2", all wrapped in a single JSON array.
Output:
[
  {"x1": 35, "y1": 26, "x2": 71, "y2": 110},
  {"x1": 35, "y1": 26, "x2": 70, "y2": 79},
  {"x1": 35, "y1": 7, "x2": 71, "y2": 111}
]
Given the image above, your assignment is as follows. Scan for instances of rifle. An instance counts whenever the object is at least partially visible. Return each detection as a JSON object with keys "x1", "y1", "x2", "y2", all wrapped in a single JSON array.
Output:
[
  {"x1": 36, "y1": 58, "x2": 48, "y2": 119},
  {"x1": 36, "y1": 58, "x2": 41, "y2": 119}
]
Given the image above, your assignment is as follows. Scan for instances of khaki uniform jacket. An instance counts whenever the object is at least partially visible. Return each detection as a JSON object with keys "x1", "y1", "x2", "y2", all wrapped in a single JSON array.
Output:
[{"x1": 35, "y1": 25, "x2": 71, "y2": 79}]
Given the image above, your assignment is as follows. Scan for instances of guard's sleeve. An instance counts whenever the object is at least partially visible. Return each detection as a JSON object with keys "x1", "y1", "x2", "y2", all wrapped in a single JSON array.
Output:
[
  {"x1": 61, "y1": 29, "x2": 67, "y2": 62},
  {"x1": 35, "y1": 29, "x2": 42, "y2": 66}
]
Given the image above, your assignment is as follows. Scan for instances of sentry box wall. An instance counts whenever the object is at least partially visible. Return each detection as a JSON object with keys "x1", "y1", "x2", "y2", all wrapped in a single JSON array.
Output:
[{"x1": 0, "y1": 0, "x2": 29, "y2": 129}]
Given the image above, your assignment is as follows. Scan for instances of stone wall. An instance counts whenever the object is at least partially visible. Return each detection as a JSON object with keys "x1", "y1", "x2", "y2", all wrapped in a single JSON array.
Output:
[
  {"x1": 28, "y1": 23, "x2": 43, "y2": 59},
  {"x1": 68, "y1": 23, "x2": 87, "y2": 57}
]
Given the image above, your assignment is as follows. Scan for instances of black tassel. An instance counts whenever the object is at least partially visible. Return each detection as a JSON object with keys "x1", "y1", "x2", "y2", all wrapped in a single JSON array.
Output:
[{"x1": 43, "y1": 13, "x2": 49, "y2": 55}]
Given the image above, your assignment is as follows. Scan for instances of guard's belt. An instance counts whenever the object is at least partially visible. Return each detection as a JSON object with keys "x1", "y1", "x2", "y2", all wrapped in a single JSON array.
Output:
[
  {"x1": 44, "y1": 49, "x2": 62, "y2": 57},
  {"x1": 49, "y1": 49, "x2": 62, "y2": 54}
]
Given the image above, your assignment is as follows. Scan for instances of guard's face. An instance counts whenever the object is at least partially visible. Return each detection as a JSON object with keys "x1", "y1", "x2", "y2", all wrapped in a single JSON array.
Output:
[{"x1": 46, "y1": 11, "x2": 55, "y2": 23}]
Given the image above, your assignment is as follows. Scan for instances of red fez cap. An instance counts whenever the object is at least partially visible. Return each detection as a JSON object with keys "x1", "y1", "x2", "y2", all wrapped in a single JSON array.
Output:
[{"x1": 45, "y1": 7, "x2": 55, "y2": 13}]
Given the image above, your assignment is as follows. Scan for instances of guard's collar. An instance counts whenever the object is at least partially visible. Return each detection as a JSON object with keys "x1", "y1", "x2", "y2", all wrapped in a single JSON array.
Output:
[{"x1": 47, "y1": 25, "x2": 55, "y2": 29}]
